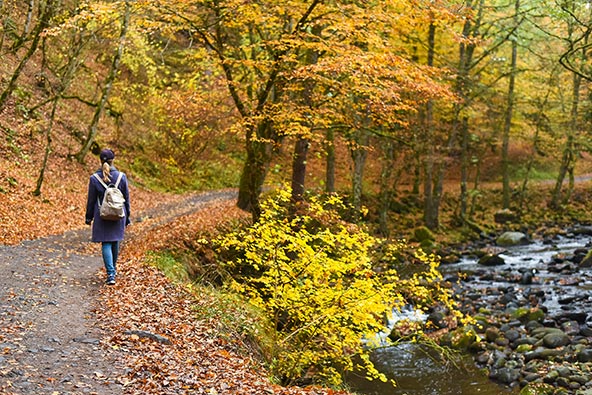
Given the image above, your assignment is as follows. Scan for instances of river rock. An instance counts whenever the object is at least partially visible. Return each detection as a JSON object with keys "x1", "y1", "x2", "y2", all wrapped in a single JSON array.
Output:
[
  {"x1": 555, "y1": 366, "x2": 571, "y2": 378},
  {"x1": 524, "y1": 348, "x2": 564, "y2": 361},
  {"x1": 580, "y1": 325, "x2": 592, "y2": 337},
  {"x1": 513, "y1": 307, "x2": 545, "y2": 323},
  {"x1": 427, "y1": 311, "x2": 447, "y2": 329},
  {"x1": 496, "y1": 231, "x2": 529, "y2": 247},
  {"x1": 519, "y1": 382, "x2": 555, "y2": 395},
  {"x1": 478, "y1": 254, "x2": 505, "y2": 266},
  {"x1": 520, "y1": 271, "x2": 534, "y2": 284},
  {"x1": 504, "y1": 329, "x2": 521, "y2": 342},
  {"x1": 571, "y1": 226, "x2": 592, "y2": 236},
  {"x1": 485, "y1": 327, "x2": 500, "y2": 343},
  {"x1": 441, "y1": 326, "x2": 479, "y2": 350},
  {"x1": 515, "y1": 337, "x2": 538, "y2": 346},
  {"x1": 516, "y1": 344, "x2": 533, "y2": 353},
  {"x1": 543, "y1": 331, "x2": 570, "y2": 348},
  {"x1": 579, "y1": 249, "x2": 592, "y2": 268},
  {"x1": 561, "y1": 320, "x2": 580, "y2": 336},
  {"x1": 492, "y1": 367, "x2": 521, "y2": 384},
  {"x1": 577, "y1": 349, "x2": 592, "y2": 362}
]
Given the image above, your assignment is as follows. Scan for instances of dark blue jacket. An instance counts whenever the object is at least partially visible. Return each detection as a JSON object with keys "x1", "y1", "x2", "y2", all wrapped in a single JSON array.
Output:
[{"x1": 85, "y1": 166, "x2": 131, "y2": 242}]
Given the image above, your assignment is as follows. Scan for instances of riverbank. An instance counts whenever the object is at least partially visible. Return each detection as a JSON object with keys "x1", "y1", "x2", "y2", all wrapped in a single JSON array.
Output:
[{"x1": 438, "y1": 225, "x2": 592, "y2": 395}]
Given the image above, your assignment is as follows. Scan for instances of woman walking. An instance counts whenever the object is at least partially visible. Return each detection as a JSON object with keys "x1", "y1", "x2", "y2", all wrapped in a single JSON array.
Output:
[{"x1": 85, "y1": 148, "x2": 131, "y2": 285}]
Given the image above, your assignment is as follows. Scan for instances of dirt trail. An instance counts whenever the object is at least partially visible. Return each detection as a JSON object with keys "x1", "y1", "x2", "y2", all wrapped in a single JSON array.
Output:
[{"x1": 0, "y1": 190, "x2": 237, "y2": 394}]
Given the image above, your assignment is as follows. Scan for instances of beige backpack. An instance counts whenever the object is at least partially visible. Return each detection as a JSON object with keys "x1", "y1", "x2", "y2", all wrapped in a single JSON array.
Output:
[{"x1": 93, "y1": 172, "x2": 126, "y2": 221}]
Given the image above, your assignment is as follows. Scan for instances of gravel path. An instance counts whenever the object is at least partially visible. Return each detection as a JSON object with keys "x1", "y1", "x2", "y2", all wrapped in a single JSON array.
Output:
[{"x1": 0, "y1": 190, "x2": 237, "y2": 394}]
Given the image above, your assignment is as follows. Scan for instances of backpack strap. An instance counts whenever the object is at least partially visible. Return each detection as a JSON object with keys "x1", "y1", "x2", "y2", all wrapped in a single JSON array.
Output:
[
  {"x1": 114, "y1": 172, "x2": 124, "y2": 188},
  {"x1": 92, "y1": 173, "x2": 109, "y2": 189},
  {"x1": 93, "y1": 172, "x2": 124, "y2": 189}
]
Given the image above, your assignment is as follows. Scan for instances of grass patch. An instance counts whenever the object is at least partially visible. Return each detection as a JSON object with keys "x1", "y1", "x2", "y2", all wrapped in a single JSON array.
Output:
[
  {"x1": 511, "y1": 164, "x2": 556, "y2": 182},
  {"x1": 145, "y1": 251, "x2": 189, "y2": 283}
]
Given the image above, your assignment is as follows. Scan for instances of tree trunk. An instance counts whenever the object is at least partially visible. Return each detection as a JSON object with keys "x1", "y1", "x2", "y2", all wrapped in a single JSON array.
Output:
[
  {"x1": 290, "y1": 137, "x2": 309, "y2": 205},
  {"x1": 24, "y1": 0, "x2": 34, "y2": 36},
  {"x1": 469, "y1": 155, "x2": 482, "y2": 219},
  {"x1": 325, "y1": 128, "x2": 335, "y2": 193},
  {"x1": 290, "y1": 46, "x2": 317, "y2": 206},
  {"x1": 0, "y1": 0, "x2": 52, "y2": 111},
  {"x1": 502, "y1": 0, "x2": 519, "y2": 209},
  {"x1": 75, "y1": 0, "x2": 130, "y2": 163},
  {"x1": 551, "y1": 72, "x2": 581, "y2": 208},
  {"x1": 33, "y1": 97, "x2": 57, "y2": 196},
  {"x1": 423, "y1": 21, "x2": 437, "y2": 228},
  {"x1": 412, "y1": 151, "x2": 421, "y2": 196},
  {"x1": 459, "y1": 117, "x2": 469, "y2": 219},
  {"x1": 519, "y1": 79, "x2": 552, "y2": 210},
  {"x1": 351, "y1": 130, "x2": 370, "y2": 212},
  {"x1": 0, "y1": 1, "x2": 6, "y2": 51},
  {"x1": 33, "y1": 30, "x2": 84, "y2": 195},
  {"x1": 237, "y1": 122, "x2": 273, "y2": 219},
  {"x1": 379, "y1": 139, "x2": 394, "y2": 236}
]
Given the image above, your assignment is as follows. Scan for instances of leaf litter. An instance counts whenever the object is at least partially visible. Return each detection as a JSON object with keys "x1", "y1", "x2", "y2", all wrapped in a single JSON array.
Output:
[{"x1": 0, "y1": 155, "x2": 346, "y2": 394}]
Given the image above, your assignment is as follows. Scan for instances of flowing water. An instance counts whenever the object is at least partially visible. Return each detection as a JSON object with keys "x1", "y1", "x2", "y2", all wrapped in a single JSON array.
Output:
[{"x1": 348, "y1": 233, "x2": 592, "y2": 395}]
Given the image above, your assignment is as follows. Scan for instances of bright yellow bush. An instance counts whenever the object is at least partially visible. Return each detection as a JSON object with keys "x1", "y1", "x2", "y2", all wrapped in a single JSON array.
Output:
[{"x1": 216, "y1": 189, "x2": 460, "y2": 387}]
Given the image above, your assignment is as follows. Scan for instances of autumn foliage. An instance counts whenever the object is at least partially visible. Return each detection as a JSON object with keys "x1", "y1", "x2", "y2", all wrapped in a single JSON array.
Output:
[{"x1": 214, "y1": 189, "x2": 461, "y2": 387}]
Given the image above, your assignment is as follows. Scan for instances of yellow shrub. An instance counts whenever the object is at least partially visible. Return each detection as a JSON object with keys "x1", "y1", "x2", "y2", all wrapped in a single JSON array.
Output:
[{"x1": 216, "y1": 189, "x2": 460, "y2": 387}]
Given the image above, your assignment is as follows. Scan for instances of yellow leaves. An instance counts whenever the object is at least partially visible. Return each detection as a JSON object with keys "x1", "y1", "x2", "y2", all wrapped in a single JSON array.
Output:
[{"x1": 213, "y1": 188, "x2": 463, "y2": 386}]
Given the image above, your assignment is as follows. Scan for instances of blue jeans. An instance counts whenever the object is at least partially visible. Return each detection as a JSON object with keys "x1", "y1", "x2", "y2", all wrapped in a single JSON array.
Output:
[{"x1": 101, "y1": 241, "x2": 119, "y2": 277}]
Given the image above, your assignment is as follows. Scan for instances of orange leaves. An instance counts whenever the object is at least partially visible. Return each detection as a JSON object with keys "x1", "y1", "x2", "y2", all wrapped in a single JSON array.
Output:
[{"x1": 87, "y1": 191, "x2": 347, "y2": 394}]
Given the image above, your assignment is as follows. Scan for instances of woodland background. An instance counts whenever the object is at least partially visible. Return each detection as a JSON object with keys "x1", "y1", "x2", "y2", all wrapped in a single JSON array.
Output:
[
  {"x1": 2, "y1": 0, "x2": 592, "y2": 244},
  {"x1": 4, "y1": 0, "x2": 592, "y2": 392}
]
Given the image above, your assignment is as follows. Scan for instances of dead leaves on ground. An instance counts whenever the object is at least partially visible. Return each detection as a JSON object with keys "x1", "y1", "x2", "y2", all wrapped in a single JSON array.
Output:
[
  {"x1": 97, "y1": 201, "x2": 346, "y2": 394},
  {"x1": 1, "y1": 154, "x2": 346, "y2": 394}
]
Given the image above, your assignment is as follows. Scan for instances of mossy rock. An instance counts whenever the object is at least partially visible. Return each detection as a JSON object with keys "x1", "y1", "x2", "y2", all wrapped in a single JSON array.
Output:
[
  {"x1": 478, "y1": 254, "x2": 505, "y2": 266},
  {"x1": 450, "y1": 326, "x2": 479, "y2": 350},
  {"x1": 413, "y1": 226, "x2": 435, "y2": 243},
  {"x1": 512, "y1": 307, "x2": 545, "y2": 323},
  {"x1": 519, "y1": 382, "x2": 555, "y2": 395},
  {"x1": 580, "y1": 249, "x2": 592, "y2": 268},
  {"x1": 516, "y1": 344, "x2": 533, "y2": 353},
  {"x1": 496, "y1": 231, "x2": 529, "y2": 246},
  {"x1": 420, "y1": 238, "x2": 437, "y2": 252}
]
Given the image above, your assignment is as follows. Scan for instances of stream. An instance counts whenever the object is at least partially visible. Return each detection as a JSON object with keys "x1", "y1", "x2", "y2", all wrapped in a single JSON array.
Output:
[{"x1": 348, "y1": 231, "x2": 592, "y2": 394}]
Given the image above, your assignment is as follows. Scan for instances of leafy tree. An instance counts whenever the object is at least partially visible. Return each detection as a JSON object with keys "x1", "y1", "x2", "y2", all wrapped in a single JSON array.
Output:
[
  {"x1": 142, "y1": 0, "x2": 454, "y2": 220},
  {"x1": 76, "y1": 0, "x2": 131, "y2": 162},
  {"x1": 0, "y1": 0, "x2": 55, "y2": 111}
]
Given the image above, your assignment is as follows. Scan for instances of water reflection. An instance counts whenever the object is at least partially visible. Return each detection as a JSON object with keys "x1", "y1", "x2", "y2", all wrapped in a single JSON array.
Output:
[{"x1": 347, "y1": 343, "x2": 518, "y2": 395}]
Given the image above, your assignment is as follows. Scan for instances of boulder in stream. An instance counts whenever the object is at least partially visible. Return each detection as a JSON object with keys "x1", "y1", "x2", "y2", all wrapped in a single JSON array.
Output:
[
  {"x1": 496, "y1": 231, "x2": 529, "y2": 247},
  {"x1": 478, "y1": 254, "x2": 505, "y2": 266}
]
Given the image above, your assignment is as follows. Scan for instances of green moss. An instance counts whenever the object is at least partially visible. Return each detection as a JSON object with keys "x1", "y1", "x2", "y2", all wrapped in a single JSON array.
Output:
[
  {"x1": 145, "y1": 251, "x2": 189, "y2": 283},
  {"x1": 519, "y1": 383, "x2": 555, "y2": 395}
]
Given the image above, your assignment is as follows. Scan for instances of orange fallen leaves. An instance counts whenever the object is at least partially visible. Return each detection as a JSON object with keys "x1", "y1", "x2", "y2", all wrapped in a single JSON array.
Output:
[
  {"x1": 95, "y1": 201, "x2": 348, "y2": 395},
  {"x1": 1, "y1": 152, "x2": 348, "y2": 394}
]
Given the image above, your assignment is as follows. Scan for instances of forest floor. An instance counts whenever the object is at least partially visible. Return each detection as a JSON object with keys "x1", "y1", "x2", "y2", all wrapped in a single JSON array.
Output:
[{"x1": 0, "y1": 188, "x2": 342, "y2": 395}]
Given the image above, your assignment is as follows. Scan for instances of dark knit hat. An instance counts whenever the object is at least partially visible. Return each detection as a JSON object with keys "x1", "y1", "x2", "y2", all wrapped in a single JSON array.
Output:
[{"x1": 99, "y1": 148, "x2": 115, "y2": 163}]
